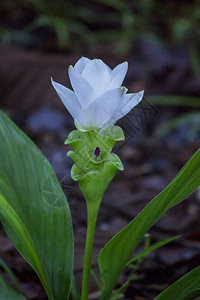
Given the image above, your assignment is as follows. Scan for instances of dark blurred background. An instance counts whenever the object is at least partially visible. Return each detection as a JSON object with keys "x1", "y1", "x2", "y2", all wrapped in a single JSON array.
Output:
[{"x1": 0, "y1": 1, "x2": 200, "y2": 299}]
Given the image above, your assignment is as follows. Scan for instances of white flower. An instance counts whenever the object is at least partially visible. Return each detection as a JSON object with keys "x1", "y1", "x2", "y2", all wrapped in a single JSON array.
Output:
[{"x1": 51, "y1": 57, "x2": 144, "y2": 130}]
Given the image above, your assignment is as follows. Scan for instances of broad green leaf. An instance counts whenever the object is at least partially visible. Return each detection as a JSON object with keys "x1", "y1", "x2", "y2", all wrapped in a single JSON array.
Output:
[
  {"x1": 99, "y1": 149, "x2": 200, "y2": 300},
  {"x1": 0, "y1": 110, "x2": 74, "y2": 300},
  {"x1": 155, "y1": 265, "x2": 200, "y2": 300},
  {"x1": 0, "y1": 274, "x2": 27, "y2": 300},
  {"x1": 125, "y1": 235, "x2": 180, "y2": 267}
]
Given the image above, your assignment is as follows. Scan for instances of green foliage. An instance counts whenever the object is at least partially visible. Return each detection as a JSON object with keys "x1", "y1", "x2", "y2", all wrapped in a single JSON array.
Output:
[
  {"x1": 112, "y1": 235, "x2": 180, "y2": 299},
  {"x1": 1, "y1": 0, "x2": 200, "y2": 55},
  {"x1": 155, "y1": 265, "x2": 200, "y2": 300},
  {"x1": 0, "y1": 102, "x2": 200, "y2": 299},
  {"x1": 149, "y1": 95, "x2": 200, "y2": 142},
  {"x1": 156, "y1": 112, "x2": 200, "y2": 142},
  {"x1": 148, "y1": 45, "x2": 200, "y2": 141},
  {"x1": 70, "y1": 277, "x2": 81, "y2": 300},
  {"x1": 0, "y1": 273, "x2": 27, "y2": 300},
  {"x1": 98, "y1": 148, "x2": 200, "y2": 300},
  {"x1": 171, "y1": 4, "x2": 200, "y2": 45},
  {"x1": 125, "y1": 235, "x2": 180, "y2": 267},
  {"x1": 149, "y1": 95, "x2": 200, "y2": 108},
  {"x1": 0, "y1": 26, "x2": 34, "y2": 45},
  {"x1": 0, "y1": 258, "x2": 22, "y2": 294},
  {"x1": 0, "y1": 110, "x2": 74, "y2": 300}
]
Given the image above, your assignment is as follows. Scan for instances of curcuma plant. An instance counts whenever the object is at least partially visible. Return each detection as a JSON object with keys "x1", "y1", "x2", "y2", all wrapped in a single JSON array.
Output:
[{"x1": 0, "y1": 58, "x2": 200, "y2": 300}]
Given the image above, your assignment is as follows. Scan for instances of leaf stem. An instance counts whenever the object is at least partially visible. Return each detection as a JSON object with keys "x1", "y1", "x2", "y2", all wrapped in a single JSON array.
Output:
[{"x1": 81, "y1": 205, "x2": 99, "y2": 300}]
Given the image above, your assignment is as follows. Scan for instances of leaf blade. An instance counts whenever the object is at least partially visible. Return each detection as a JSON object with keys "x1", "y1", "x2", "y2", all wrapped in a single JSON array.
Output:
[
  {"x1": 0, "y1": 273, "x2": 27, "y2": 300},
  {"x1": 155, "y1": 265, "x2": 200, "y2": 300},
  {"x1": 125, "y1": 235, "x2": 180, "y2": 267},
  {"x1": 99, "y1": 149, "x2": 200, "y2": 300},
  {"x1": 0, "y1": 109, "x2": 74, "y2": 300}
]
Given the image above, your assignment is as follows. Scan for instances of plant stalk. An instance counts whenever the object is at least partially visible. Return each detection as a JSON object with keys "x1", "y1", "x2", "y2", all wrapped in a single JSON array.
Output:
[{"x1": 81, "y1": 204, "x2": 99, "y2": 300}]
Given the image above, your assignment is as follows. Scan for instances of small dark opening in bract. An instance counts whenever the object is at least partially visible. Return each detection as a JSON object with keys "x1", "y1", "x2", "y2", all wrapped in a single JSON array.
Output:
[{"x1": 93, "y1": 147, "x2": 101, "y2": 157}]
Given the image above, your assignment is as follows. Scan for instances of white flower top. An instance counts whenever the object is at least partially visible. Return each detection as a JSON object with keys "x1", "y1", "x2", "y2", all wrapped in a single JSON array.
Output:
[{"x1": 51, "y1": 57, "x2": 144, "y2": 130}]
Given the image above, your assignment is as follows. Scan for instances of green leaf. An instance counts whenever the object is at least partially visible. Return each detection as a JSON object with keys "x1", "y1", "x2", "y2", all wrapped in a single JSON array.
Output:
[
  {"x1": 0, "y1": 258, "x2": 22, "y2": 294},
  {"x1": 0, "y1": 110, "x2": 74, "y2": 300},
  {"x1": 148, "y1": 95, "x2": 200, "y2": 108},
  {"x1": 183, "y1": 289, "x2": 200, "y2": 300},
  {"x1": 0, "y1": 273, "x2": 27, "y2": 300},
  {"x1": 99, "y1": 148, "x2": 200, "y2": 300},
  {"x1": 155, "y1": 265, "x2": 200, "y2": 300},
  {"x1": 125, "y1": 235, "x2": 180, "y2": 267}
]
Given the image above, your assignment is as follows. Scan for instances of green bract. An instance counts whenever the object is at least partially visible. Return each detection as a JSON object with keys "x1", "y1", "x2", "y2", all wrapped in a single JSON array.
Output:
[{"x1": 65, "y1": 125, "x2": 124, "y2": 207}]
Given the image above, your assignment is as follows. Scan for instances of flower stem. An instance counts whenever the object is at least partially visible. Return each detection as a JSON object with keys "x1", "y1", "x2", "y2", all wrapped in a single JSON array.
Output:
[{"x1": 81, "y1": 204, "x2": 99, "y2": 300}]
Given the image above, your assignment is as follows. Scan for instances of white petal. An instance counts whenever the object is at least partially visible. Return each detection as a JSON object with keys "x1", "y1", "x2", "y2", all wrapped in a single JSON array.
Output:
[
  {"x1": 74, "y1": 57, "x2": 91, "y2": 74},
  {"x1": 113, "y1": 90, "x2": 144, "y2": 122},
  {"x1": 107, "y1": 61, "x2": 128, "y2": 90},
  {"x1": 51, "y1": 78, "x2": 83, "y2": 122},
  {"x1": 86, "y1": 87, "x2": 128, "y2": 128},
  {"x1": 76, "y1": 114, "x2": 103, "y2": 130},
  {"x1": 68, "y1": 66, "x2": 96, "y2": 108},
  {"x1": 82, "y1": 59, "x2": 111, "y2": 96},
  {"x1": 74, "y1": 112, "x2": 99, "y2": 130},
  {"x1": 106, "y1": 65, "x2": 112, "y2": 73}
]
